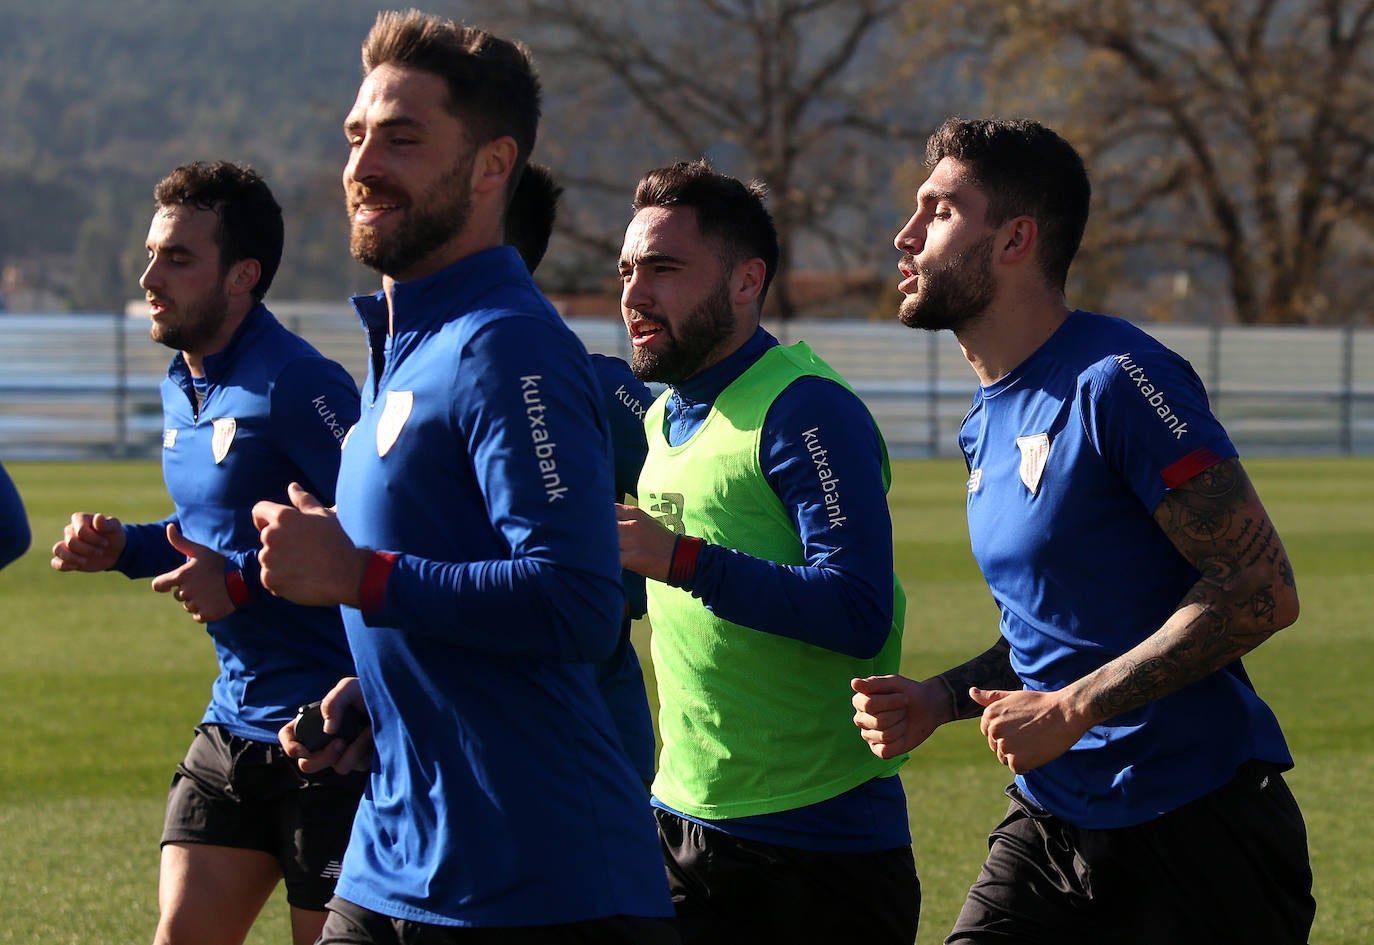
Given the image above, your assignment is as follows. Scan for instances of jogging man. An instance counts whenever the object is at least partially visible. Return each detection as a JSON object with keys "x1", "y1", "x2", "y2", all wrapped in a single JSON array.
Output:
[
  {"x1": 252, "y1": 12, "x2": 674, "y2": 942},
  {"x1": 853, "y1": 117, "x2": 1314, "y2": 944},
  {"x1": 615, "y1": 160, "x2": 920, "y2": 944},
  {"x1": 50, "y1": 161, "x2": 362, "y2": 945}
]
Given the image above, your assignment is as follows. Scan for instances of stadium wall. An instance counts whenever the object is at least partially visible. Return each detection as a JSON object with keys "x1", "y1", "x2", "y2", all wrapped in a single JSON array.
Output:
[{"x1": 2, "y1": 312, "x2": 1371, "y2": 460}]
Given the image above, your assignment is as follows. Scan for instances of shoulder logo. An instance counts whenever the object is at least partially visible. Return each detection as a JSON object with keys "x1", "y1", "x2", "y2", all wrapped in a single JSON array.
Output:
[
  {"x1": 376, "y1": 390, "x2": 414, "y2": 457},
  {"x1": 1016, "y1": 432, "x2": 1050, "y2": 494},
  {"x1": 211, "y1": 418, "x2": 236, "y2": 464}
]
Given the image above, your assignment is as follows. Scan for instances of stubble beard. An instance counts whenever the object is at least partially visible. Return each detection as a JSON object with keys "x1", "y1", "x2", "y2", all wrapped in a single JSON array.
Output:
[
  {"x1": 349, "y1": 153, "x2": 475, "y2": 279},
  {"x1": 897, "y1": 232, "x2": 997, "y2": 334},
  {"x1": 151, "y1": 288, "x2": 230, "y2": 355},
  {"x1": 629, "y1": 279, "x2": 736, "y2": 386}
]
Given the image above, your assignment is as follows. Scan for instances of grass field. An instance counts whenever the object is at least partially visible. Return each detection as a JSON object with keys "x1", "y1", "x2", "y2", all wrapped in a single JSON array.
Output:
[{"x1": 1, "y1": 457, "x2": 1370, "y2": 944}]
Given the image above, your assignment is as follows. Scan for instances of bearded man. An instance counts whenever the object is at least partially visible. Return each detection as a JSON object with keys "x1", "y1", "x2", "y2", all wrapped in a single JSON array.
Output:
[
  {"x1": 51, "y1": 160, "x2": 362, "y2": 945},
  {"x1": 614, "y1": 159, "x2": 920, "y2": 945},
  {"x1": 249, "y1": 11, "x2": 675, "y2": 944}
]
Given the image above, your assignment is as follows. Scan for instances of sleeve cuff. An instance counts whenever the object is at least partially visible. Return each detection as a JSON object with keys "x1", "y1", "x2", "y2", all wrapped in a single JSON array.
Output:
[
  {"x1": 667, "y1": 535, "x2": 704, "y2": 588},
  {"x1": 359, "y1": 551, "x2": 400, "y2": 615},
  {"x1": 225, "y1": 569, "x2": 251, "y2": 608}
]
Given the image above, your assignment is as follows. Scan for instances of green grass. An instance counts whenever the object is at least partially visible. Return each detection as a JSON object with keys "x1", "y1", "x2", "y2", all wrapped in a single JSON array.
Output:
[{"x1": 1, "y1": 458, "x2": 1369, "y2": 944}]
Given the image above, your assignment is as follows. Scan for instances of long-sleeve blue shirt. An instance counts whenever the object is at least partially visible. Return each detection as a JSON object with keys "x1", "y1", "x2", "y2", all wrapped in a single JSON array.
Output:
[
  {"x1": 652, "y1": 326, "x2": 910, "y2": 853},
  {"x1": 590, "y1": 352, "x2": 657, "y2": 783},
  {"x1": 0, "y1": 460, "x2": 30, "y2": 569},
  {"x1": 115, "y1": 304, "x2": 359, "y2": 742},
  {"x1": 332, "y1": 247, "x2": 670, "y2": 927}
]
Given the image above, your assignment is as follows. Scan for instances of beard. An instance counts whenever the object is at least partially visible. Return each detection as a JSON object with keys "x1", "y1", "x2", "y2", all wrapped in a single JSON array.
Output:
[
  {"x1": 897, "y1": 232, "x2": 997, "y2": 333},
  {"x1": 150, "y1": 288, "x2": 229, "y2": 355},
  {"x1": 348, "y1": 152, "x2": 475, "y2": 278},
  {"x1": 629, "y1": 279, "x2": 736, "y2": 385}
]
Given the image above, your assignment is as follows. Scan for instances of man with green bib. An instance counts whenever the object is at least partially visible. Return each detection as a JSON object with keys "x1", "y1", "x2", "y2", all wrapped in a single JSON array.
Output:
[{"x1": 616, "y1": 160, "x2": 920, "y2": 944}]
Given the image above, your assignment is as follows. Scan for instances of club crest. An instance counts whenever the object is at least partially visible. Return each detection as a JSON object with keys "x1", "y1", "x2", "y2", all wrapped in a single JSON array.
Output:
[
  {"x1": 1016, "y1": 432, "x2": 1050, "y2": 494},
  {"x1": 211, "y1": 418, "x2": 237, "y2": 464},
  {"x1": 376, "y1": 390, "x2": 414, "y2": 457}
]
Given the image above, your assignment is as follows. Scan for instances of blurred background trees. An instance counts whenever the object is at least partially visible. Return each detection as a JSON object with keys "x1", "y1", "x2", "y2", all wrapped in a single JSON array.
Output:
[{"x1": 1, "y1": 0, "x2": 1370, "y2": 324}]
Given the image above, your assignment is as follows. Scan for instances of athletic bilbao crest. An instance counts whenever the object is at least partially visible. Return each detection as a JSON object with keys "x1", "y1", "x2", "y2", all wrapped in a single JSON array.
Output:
[
  {"x1": 1016, "y1": 432, "x2": 1050, "y2": 494},
  {"x1": 376, "y1": 390, "x2": 414, "y2": 457},
  {"x1": 211, "y1": 418, "x2": 236, "y2": 464}
]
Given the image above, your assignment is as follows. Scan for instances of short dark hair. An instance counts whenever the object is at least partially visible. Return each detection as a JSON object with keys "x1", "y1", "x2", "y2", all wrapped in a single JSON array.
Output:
[
  {"x1": 925, "y1": 118, "x2": 1090, "y2": 292},
  {"x1": 505, "y1": 163, "x2": 560, "y2": 273},
  {"x1": 153, "y1": 161, "x2": 283, "y2": 303},
  {"x1": 362, "y1": 10, "x2": 540, "y2": 200},
  {"x1": 632, "y1": 159, "x2": 779, "y2": 308}
]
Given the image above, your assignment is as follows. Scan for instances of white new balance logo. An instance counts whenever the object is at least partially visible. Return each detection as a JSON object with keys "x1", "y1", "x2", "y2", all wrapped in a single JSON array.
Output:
[{"x1": 320, "y1": 860, "x2": 343, "y2": 880}]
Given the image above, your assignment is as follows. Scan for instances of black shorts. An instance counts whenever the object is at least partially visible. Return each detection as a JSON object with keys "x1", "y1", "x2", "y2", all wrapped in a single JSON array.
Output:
[
  {"x1": 655, "y1": 807, "x2": 920, "y2": 945},
  {"x1": 318, "y1": 897, "x2": 681, "y2": 944},
  {"x1": 162, "y1": 723, "x2": 367, "y2": 911},
  {"x1": 948, "y1": 761, "x2": 1315, "y2": 945}
]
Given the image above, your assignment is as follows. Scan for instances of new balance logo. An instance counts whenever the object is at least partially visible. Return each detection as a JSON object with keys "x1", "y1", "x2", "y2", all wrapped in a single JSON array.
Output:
[{"x1": 320, "y1": 860, "x2": 343, "y2": 880}]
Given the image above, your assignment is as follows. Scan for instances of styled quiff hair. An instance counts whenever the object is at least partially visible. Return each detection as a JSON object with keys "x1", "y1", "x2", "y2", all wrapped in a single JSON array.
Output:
[
  {"x1": 925, "y1": 118, "x2": 1090, "y2": 292},
  {"x1": 361, "y1": 9, "x2": 541, "y2": 199},
  {"x1": 153, "y1": 161, "x2": 283, "y2": 303},
  {"x1": 632, "y1": 159, "x2": 779, "y2": 308}
]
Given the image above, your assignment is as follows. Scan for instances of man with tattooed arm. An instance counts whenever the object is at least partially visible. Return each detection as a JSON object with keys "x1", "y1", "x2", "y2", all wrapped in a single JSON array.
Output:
[{"x1": 852, "y1": 118, "x2": 1314, "y2": 945}]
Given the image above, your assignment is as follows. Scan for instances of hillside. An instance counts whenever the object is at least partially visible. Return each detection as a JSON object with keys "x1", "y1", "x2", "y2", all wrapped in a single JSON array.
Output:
[{"x1": 0, "y1": 0, "x2": 391, "y2": 308}]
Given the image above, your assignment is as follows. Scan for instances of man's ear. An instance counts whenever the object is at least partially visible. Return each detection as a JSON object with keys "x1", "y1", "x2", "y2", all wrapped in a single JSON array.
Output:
[
  {"x1": 998, "y1": 217, "x2": 1038, "y2": 265},
  {"x1": 472, "y1": 136, "x2": 518, "y2": 196},
  {"x1": 732, "y1": 257, "x2": 767, "y2": 307},
  {"x1": 225, "y1": 258, "x2": 261, "y2": 298}
]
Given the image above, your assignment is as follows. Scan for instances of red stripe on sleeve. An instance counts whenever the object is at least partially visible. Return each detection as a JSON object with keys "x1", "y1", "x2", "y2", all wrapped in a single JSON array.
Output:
[
  {"x1": 1161, "y1": 447, "x2": 1225, "y2": 489},
  {"x1": 359, "y1": 551, "x2": 400, "y2": 615},
  {"x1": 225, "y1": 569, "x2": 251, "y2": 608},
  {"x1": 667, "y1": 535, "x2": 704, "y2": 587}
]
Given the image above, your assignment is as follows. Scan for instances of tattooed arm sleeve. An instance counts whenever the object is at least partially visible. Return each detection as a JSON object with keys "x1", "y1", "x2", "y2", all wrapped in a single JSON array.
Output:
[
  {"x1": 934, "y1": 637, "x2": 1021, "y2": 721},
  {"x1": 1072, "y1": 457, "x2": 1300, "y2": 724}
]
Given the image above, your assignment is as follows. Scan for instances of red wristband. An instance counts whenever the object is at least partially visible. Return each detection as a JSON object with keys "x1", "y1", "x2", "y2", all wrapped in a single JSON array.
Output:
[
  {"x1": 225, "y1": 569, "x2": 251, "y2": 608},
  {"x1": 668, "y1": 535, "x2": 704, "y2": 587},
  {"x1": 359, "y1": 551, "x2": 400, "y2": 614}
]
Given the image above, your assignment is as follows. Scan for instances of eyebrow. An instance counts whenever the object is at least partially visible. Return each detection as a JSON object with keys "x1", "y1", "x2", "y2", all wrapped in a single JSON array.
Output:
[
  {"x1": 147, "y1": 241, "x2": 192, "y2": 255},
  {"x1": 618, "y1": 250, "x2": 684, "y2": 270},
  {"x1": 917, "y1": 187, "x2": 958, "y2": 205},
  {"x1": 344, "y1": 114, "x2": 426, "y2": 134}
]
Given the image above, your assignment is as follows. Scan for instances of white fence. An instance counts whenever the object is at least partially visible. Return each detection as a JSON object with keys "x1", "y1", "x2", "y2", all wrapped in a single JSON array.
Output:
[{"x1": 2, "y1": 311, "x2": 1372, "y2": 460}]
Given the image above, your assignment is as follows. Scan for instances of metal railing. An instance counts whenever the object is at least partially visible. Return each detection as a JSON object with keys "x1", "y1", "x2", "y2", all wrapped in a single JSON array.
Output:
[{"x1": 2, "y1": 310, "x2": 1371, "y2": 460}]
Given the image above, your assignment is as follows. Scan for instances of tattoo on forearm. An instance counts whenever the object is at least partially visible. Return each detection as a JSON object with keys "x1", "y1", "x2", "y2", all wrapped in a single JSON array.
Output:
[
  {"x1": 1087, "y1": 457, "x2": 1296, "y2": 723},
  {"x1": 939, "y1": 638, "x2": 1019, "y2": 720}
]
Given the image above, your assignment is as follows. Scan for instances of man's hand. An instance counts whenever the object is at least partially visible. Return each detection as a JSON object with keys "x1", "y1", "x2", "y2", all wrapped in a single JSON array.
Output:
[
  {"x1": 615, "y1": 503, "x2": 677, "y2": 582},
  {"x1": 279, "y1": 676, "x2": 374, "y2": 775},
  {"x1": 150, "y1": 524, "x2": 235, "y2": 623},
  {"x1": 50, "y1": 512, "x2": 126, "y2": 572},
  {"x1": 971, "y1": 686, "x2": 1090, "y2": 774},
  {"x1": 253, "y1": 483, "x2": 368, "y2": 608},
  {"x1": 851, "y1": 674, "x2": 949, "y2": 759}
]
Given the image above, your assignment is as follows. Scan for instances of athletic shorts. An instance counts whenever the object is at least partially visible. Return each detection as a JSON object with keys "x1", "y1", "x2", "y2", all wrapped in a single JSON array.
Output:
[
  {"x1": 655, "y1": 808, "x2": 921, "y2": 945},
  {"x1": 947, "y1": 761, "x2": 1315, "y2": 945},
  {"x1": 317, "y1": 897, "x2": 681, "y2": 944},
  {"x1": 161, "y1": 723, "x2": 367, "y2": 911}
]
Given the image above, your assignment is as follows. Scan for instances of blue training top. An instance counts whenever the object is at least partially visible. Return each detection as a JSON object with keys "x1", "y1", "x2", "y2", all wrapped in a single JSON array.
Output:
[
  {"x1": 0, "y1": 459, "x2": 30, "y2": 570},
  {"x1": 961, "y1": 309, "x2": 1293, "y2": 829},
  {"x1": 116, "y1": 305, "x2": 360, "y2": 742},
  {"x1": 650, "y1": 326, "x2": 911, "y2": 854},
  {"x1": 590, "y1": 352, "x2": 657, "y2": 784},
  {"x1": 332, "y1": 247, "x2": 671, "y2": 927}
]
